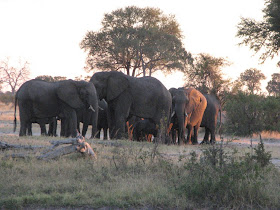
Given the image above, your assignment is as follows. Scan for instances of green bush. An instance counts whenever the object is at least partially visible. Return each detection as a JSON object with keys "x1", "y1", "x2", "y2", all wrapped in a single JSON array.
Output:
[
  {"x1": 224, "y1": 92, "x2": 280, "y2": 136},
  {"x1": 177, "y1": 142, "x2": 279, "y2": 209},
  {"x1": 0, "y1": 91, "x2": 15, "y2": 105}
]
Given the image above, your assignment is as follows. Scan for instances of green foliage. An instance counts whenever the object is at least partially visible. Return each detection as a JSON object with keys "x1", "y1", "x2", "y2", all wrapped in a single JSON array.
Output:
[
  {"x1": 239, "y1": 68, "x2": 266, "y2": 94},
  {"x1": 184, "y1": 53, "x2": 230, "y2": 100},
  {"x1": 0, "y1": 91, "x2": 15, "y2": 104},
  {"x1": 80, "y1": 6, "x2": 192, "y2": 77},
  {"x1": 224, "y1": 92, "x2": 280, "y2": 135},
  {"x1": 262, "y1": 96, "x2": 280, "y2": 132},
  {"x1": 252, "y1": 140, "x2": 272, "y2": 167},
  {"x1": 35, "y1": 75, "x2": 67, "y2": 82},
  {"x1": 178, "y1": 143, "x2": 279, "y2": 209},
  {"x1": 224, "y1": 92, "x2": 265, "y2": 136},
  {"x1": 266, "y1": 73, "x2": 280, "y2": 96},
  {"x1": 237, "y1": 0, "x2": 280, "y2": 62}
]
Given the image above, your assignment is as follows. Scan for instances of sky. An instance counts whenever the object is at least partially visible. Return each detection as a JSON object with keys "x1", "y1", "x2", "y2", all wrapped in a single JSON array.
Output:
[{"x1": 0, "y1": 0, "x2": 279, "y2": 91}]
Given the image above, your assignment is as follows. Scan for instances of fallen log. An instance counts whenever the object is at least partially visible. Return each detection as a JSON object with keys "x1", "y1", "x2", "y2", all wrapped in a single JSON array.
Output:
[
  {"x1": 38, "y1": 145, "x2": 77, "y2": 160},
  {"x1": 1, "y1": 132, "x2": 97, "y2": 160},
  {"x1": 49, "y1": 138, "x2": 77, "y2": 146},
  {"x1": 0, "y1": 141, "x2": 45, "y2": 150}
]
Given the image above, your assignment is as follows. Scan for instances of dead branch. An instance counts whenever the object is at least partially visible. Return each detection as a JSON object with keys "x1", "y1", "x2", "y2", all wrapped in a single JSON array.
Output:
[
  {"x1": 1, "y1": 133, "x2": 97, "y2": 160},
  {"x1": 38, "y1": 145, "x2": 77, "y2": 160},
  {"x1": 0, "y1": 141, "x2": 45, "y2": 150}
]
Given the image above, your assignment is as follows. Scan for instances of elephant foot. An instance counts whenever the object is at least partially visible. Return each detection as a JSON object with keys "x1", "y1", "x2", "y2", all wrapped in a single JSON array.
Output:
[
  {"x1": 200, "y1": 140, "x2": 210, "y2": 145},
  {"x1": 192, "y1": 141, "x2": 198, "y2": 145},
  {"x1": 210, "y1": 140, "x2": 216, "y2": 145}
]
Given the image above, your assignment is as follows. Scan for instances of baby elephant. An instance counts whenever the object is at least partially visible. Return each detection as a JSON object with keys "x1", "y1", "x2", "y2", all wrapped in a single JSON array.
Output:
[{"x1": 133, "y1": 119, "x2": 157, "y2": 142}]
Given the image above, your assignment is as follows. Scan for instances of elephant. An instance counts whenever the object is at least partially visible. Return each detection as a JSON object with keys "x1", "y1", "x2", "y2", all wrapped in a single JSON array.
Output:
[
  {"x1": 76, "y1": 99, "x2": 109, "y2": 139},
  {"x1": 169, "y1": 87, "x2": 207, "y2": 144},
  {"x1": 90, "y1": 71, "x2": 172, "y2": 142},
  {"x1": 133, "y1": 118, "x2": 157, "y2": 142},
  {"x1": 28, "y1": 117, "x2": 57, "y2": 136},
  {"x1": 96, "y1": 99, "x2": 109, "y2": 140},
  {"x1": 200, "y1": 94, "x2": 221, "y2": 144},
  {"x1": 14, "y1": 79, "x2": 99, "y2": 138}
]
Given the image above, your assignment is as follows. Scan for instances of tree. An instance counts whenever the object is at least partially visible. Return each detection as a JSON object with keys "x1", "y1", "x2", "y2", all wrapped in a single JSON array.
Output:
[
  {"x1": 35, "y1": 75, "x2": 67, "y2": 82},
  {"x1": 224, "y1": 92, "x2": 265, "y2": 137},
  {"x1": 266, "y1": 73, "x2": 280, "y2": 96},
  {"x1": 80, "y1": 6, "x2": 192, "y2": 77},
  {"x1": 0, "y1": 57, "x2": 30, "y2": 94},
  {"x1": 184, "y1": 53, "x2": 230, "y2": 99},
  {"x1": 239, "y1": 68, "x2": 266, "y2": 94},
  {"x1": 237, "y1": 0, "x2": 280, "y2": 62}
]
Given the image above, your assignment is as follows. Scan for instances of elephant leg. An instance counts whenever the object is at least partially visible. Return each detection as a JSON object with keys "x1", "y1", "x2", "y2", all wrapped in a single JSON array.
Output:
[
  {"x1": 60, "y1": 118, "x2": 66, "y2": 137},
  {"x1": 27, "y1": 122, "x2": 32, "y2": 136},
  {"x1": 111, "y1": 100, "x2": 131, "y2": 139},
  {"x1": 210, "y1": 127, "x2": 216, "y2": 144},
  {"x1": 40, "y1": 123, "x2": 47, "y2": 135},
  {"x1": 62, "y1": 108, "x2": 77, "y2": 138},
  {"x1": 103, "y1": 127, "x2": 108, "y2": 140},
  {"x1": 192, "y1": 125, "x2": 199, "y2": 145},
  {"x1": 114, "y1": 116, "x2": 127, "y2": 139},
  {"x1": 200, "y1": 128, "x2": 210, "y2": 144},
  {"x1": 186, "y1": 124, "x2": 193, "y2": 144},
  {"x1": 107, "y1": 105, "x2": 116, "y2": 139}
]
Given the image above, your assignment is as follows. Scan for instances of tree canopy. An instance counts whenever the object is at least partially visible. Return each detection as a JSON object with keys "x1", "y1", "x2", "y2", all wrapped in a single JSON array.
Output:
[
  {"x1": 183, "y1": 53, "x2": 230, "y2": 99},
  {"x1": 237, "y1": 0, "x2": 280, "y2": 62},
  {"x1": 239, "y1": 68, "x2": 266, "y2": 94},
  {"x1": 266, "y1": 73, "x2": 280, "y2": 96},
  {"x1": 80, "y1": 6, "x2": 192, "y2": 77},
  {"x1": 35, "y1": 75, "x2": 67, "y2": 82}
]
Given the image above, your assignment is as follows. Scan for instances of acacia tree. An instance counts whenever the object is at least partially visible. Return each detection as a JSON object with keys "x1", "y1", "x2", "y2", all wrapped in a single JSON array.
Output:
[
  {"x1": 266, "y1": 73, "x2": 280, "y2": 96},
  {"x1": 237, "y1": 0, "x2": 280, "y2": 62},
  {"x1": 239, "y1": 68, "x2": 266, "y2": 94},
  {"x1": 0, "y1": 58, "x2": 30, "y2": 94},
  {"x1": 184, "y1": 53, "x2": 230, "y2": 100},
  {"x1": 80, "y1": 6, "x2": 192, "y2": 77}
]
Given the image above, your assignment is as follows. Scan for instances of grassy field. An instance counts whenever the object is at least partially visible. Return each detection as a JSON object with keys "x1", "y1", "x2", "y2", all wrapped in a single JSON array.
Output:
[{"x1": 1, "y1": 103, "x2": 280, "y2": 209}]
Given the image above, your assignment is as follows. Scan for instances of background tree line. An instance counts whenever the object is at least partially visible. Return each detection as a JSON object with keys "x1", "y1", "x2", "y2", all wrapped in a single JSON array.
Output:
[{"x1": 1, "y1": 1, "x2": 280, "y2": 137}]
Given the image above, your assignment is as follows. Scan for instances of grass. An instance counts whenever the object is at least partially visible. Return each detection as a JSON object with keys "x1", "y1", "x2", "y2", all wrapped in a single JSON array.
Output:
[{"x1": 1, "y1": 103, "x2": 280, "y2": 209}]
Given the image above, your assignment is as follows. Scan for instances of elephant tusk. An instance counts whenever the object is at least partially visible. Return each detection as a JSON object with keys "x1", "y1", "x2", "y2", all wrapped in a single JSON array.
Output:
[
  {"x1": 89, "y1": 105, "x2": 95, "y2": 112},
  {"x1": 185, "y1": 112, "x2": 188, "y2": 117},
  {"x1": 171, "y1": 111, "x2": 175, "y2": 117},
  {"x1": 98, "y1": 106, "x2": 104, "y2": 111}
]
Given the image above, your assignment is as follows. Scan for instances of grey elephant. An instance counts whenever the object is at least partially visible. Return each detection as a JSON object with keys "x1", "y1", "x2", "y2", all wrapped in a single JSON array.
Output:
[
  {"x1": 90, "y1": 71, "x2": 172, "y2": 142},
  {"x1": 76, "y1": 99, "x2": 109, "y2": 139},
  {"x1": 200, "y1": 94, "x2": 221, "y2": 144},
  {"x1": 169, "y1": 87, "x2": 207, "y2": 144},
  {"x1": 28, "y1": 117, "x2": 57, "y2": 136},
  {"x1": 14, "y1": 79, "x2": 98, "y2": 137},
  {"x1": 133, "y1": 118, "x2": 157, "y2": 142}
]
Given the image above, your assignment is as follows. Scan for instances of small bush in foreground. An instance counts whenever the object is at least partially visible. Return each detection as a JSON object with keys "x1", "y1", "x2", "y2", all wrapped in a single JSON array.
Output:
[{"x1": 177, "y1": 141, "x2": 279, "y2": 209}]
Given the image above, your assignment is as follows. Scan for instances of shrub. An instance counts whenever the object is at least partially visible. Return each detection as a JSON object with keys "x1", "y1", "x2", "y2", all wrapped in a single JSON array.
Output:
[
  {"x1": 0, "y1": 91, "x2": 15, "y2": 105},
  {"x1": 177, "y1": 142, "x2": 280, "y2": 209}
]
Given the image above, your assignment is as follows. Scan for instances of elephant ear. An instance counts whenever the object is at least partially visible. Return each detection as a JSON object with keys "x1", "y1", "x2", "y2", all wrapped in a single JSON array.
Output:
[
  {"x1": 107, "y1": 74, "x2": 129, "y2": 101},
  {"x1": 57, "y1": 80, "x2": 85, "y2": 109}
]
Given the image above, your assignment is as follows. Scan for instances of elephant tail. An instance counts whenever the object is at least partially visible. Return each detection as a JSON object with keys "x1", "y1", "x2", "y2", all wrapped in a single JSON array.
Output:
[
  {"x1": 13, "y1": 94, "x2": 17, "y2": 132},
  {"x1": 218, "y1": 106, "x2": 222, "y2": 139}
]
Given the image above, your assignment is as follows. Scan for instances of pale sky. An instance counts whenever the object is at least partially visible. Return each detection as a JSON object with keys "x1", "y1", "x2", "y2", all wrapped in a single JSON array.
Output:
[{"x1": 0, "y1": 0, "x2": 279, "y2": 90}]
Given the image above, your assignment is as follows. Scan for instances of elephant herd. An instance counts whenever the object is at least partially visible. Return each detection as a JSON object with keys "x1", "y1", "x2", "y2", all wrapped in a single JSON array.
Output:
[{"x1": 14, "y1": 71, "x2": 221, "y2": 145}]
